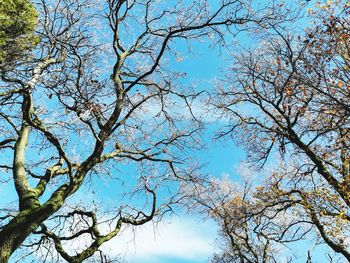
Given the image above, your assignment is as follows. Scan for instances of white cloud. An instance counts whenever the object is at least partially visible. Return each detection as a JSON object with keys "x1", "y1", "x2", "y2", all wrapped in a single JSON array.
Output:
[
  {"x1": 102, "y1": 216, "x2": 218, "y2": 263},
  {"x1": 131, "y1": 94, "x2": 227, "y2": 124}
]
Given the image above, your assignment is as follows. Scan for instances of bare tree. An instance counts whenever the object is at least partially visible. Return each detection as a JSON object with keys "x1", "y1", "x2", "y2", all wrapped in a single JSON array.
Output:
[
  {"x1": 0, "y1": 0, "x2": 291, "y2": 262},
  {"x1": 184, "y1": 178, "x2": 281, "y2": 263},
  {"x1": 203, "y1": 0, "x2": 350, "y2": 261},
  {"x1": 184, "y1": 171, "x2": 314, "y2": 263}
]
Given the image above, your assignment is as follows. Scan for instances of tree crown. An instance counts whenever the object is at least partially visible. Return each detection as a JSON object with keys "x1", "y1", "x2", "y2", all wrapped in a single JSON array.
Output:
[{"x1": 0, "y1": 0, "x2": 38, "y2": 63}]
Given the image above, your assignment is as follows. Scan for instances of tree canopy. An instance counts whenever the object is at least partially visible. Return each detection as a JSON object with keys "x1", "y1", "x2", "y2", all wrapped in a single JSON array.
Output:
[
  {"x1": 187, "y1": 1, "x2": 350, "y2": 262},
  {"x1": 0, "y1": 0, "x2": 38, "y2": 64},
  {"x1": 1, "y1": 0, "x2": 349, "y2": 262}
]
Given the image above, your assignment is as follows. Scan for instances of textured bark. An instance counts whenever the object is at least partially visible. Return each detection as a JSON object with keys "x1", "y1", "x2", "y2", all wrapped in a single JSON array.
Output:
[
  {"x1": 0, "y1": 187, "x2": 67, "y2": 262},
  {"x1": 0, "y1": 210, "x2": 43, "y2": 263}
]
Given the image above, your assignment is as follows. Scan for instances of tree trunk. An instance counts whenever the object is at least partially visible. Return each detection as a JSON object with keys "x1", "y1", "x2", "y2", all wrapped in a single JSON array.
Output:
[
  {"x1": 0, "y1": 228, "x2": 29, "y2": 263},
  {"x1": 0, "y1": 214, "x2": 36, "y2": 262},
  {"x1": 0, "y1": 207, "x2": 52, "y2": 263}
]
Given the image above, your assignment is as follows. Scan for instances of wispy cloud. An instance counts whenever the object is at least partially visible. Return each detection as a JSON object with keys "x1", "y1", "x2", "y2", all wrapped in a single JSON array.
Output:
[
  {"x1": 102, "y1": 216, "x2": 218, "y2": 263},
  {"x1": 130, "y1": 94, "x2": 228, "y2": 124}
]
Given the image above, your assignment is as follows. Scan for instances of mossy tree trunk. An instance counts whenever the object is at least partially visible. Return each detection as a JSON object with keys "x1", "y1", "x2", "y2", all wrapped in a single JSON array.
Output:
[{"x1": 0, "y1": 210, "x2": 49, "y2": 263}]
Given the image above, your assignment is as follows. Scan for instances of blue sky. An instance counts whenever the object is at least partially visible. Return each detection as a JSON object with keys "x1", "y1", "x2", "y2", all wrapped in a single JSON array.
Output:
[
  {"x1": 0, "y1": 0, "x2": 342, "y2": 262},
  {"x1": 92, "y1": 32, "x2": 318, "y2": 263},
  {"x1": 94, "y1": 36, "x2": 246, "y2": 262},
  {"x1": 99, "y1": 2, "x2": 339, "y2": 261}
]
